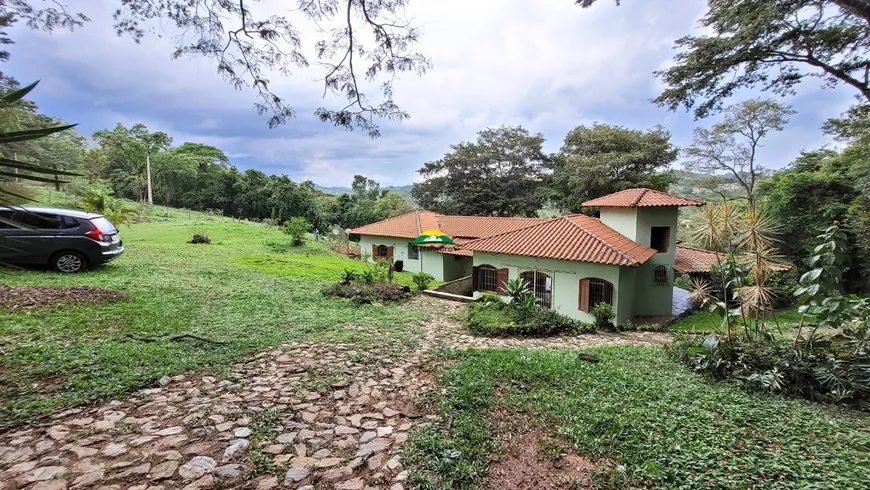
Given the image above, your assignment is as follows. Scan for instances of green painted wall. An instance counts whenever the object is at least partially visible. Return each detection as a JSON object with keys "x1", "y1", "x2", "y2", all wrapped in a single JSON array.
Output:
[
  {"x1": 419, "y1": 248, "x2": 446, "y2": 281},
  {"x1": 359, "y1": 234, "x2": 473, "y2": 282},
  {"x1": 617, "y1": 266, "x2": 637, "y2": 324},
  {"x1": 473, "y1": 252, "x2": 625, "y2": 323},
  {"x1": 359, "y1": 235, "x2": 419, "y2": 267},
  {"x1": 633, "y1": 207, "x2": 679, "y2": 316},
  {"x1": 442, "y1": 254, "x2": 473, "y2": 282},
  {"x1": 600, "y1": 208, "x2": 638, "y2": 241}
]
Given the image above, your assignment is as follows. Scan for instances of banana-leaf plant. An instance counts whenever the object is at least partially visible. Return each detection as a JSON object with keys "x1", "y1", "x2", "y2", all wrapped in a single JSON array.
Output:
[{"x1": 0, "y1": 80, "x2": 81, "y2": 203}]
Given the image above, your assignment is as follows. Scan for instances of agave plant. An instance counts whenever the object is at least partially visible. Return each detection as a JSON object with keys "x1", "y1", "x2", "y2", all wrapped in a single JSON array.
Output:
[
  {"x1": 0, "y1": 81, "x2": 80, "y2": 203},
  {"x1": 503, "y1": 277, "x2": 531, "y2": 305}
]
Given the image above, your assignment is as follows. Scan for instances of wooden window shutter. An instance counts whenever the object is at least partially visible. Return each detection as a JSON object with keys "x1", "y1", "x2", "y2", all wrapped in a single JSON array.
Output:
[
  {"x1": 372, "y1": 244, "x2": 377, "y2": 258},
  {"x1": 387, "y1": 246, "x2": 394, "y2": 262},
  {"x1": 579, "y1": 278, "x2": 590, "y2": 312},
  {"x1": 472, "y1": 266, "x2": 479, "y2": 291},
  {"x1": 496, "y1": 268, "x2": 509, "y2": 294}
]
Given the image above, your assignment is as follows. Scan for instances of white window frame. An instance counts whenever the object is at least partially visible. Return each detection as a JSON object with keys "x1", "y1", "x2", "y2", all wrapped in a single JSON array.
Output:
[
  {"x1": 519, "y1": 269, "x2": 554, "y2": 309},
  {"x1": 478, "y1": 265, "x2": 498, "y2": 292}
]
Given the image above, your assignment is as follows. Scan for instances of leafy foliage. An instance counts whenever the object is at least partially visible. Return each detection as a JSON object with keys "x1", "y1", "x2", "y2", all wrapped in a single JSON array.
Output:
[
  {"x1": 591, "y1": 302, "x2": 615, "y2": 331},
  {"x1": 109, "y1": 0, "x2": 430, "y2": 134},
  {"x1": 411, "y1": 272, "x2": 434, "y2": 291},
  {"x1": 551, "y1": 123, "x2": 677, "y2": 213},
  {"x1": 671, "y1": 335, "x2": 870, "y2": 411},
  {"x1": 322, "y1": 281, "x2": 411, "y2": 304},
  {"x1": 0, "y1": 80, "x2": 80, "y2": 202},
  {"x1": 412, "y1": 126, "x2": 550, "y2": 216},
  {"x1": 685, "y1": 98, "x2": 794, "y2": 207},
  {"x1": 759, "y1": 143, "x2": 870, "y2": 293},
  {"x1": 465, "y1": 300, "x2": 592, "y2": 337},
  {"x1": 659, "y1": 0, "x2": 869, "y2": 118},
  {"x1": 340, "y1": 268, "x2": 358, "y2": 285},
  {"x1": 283, "y1": 216, "x2": 312, "y2": 246}
]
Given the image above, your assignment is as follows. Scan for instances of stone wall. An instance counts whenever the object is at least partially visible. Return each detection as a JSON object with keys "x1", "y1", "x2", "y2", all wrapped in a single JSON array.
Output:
[{"x1": 433, "y1": 275, "x2": 472, "y2": 297}]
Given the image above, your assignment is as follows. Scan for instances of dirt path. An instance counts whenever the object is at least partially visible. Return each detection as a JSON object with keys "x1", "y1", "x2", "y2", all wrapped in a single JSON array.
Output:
[{"x1": 0, "y1": 298, "x2": 670, "y2": 490}]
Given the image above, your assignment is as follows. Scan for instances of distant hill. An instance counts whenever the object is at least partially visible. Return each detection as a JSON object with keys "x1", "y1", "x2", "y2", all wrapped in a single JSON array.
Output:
[
  {"x1": 669, "y1": 170, "x2": 742, "y2": 202},
  {"x1": 315, "y1": 184, "x2": 414, "y2": 201}
]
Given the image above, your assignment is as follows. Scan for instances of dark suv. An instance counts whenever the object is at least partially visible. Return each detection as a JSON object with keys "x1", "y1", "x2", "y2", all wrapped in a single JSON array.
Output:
[{"x1": 0, "y1": 206, "x2": 124, "y2": 273}]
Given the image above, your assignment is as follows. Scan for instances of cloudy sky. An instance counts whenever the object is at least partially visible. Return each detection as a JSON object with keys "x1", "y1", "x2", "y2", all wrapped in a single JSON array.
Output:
[{"x1": 5, "y1": 0, "x2": 858, "y2": 187}]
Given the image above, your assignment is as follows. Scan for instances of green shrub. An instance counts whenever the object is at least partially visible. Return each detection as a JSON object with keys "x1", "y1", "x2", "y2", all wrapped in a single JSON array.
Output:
[
  {"x1": 478, "y1": 293, "x2": 503, "y2": 305},
  {"x1": 465, "y1": 301, "x2": 592, "y2": 337},
  {"x1": 591, "y1": 302, "x2": 615, "y2": 331},
  {"x1": 673, "y1": 273, "x2": 693, "y2": 290},
  {"x1": 669, "y1": 335, "x2": 870, "y2": 410},
  {"x1": 322, "y1": 282, "x2": 411, "y2": 304},
  {"x1": 412, "y1": 272, "x2": 435, "y2": 291},
  {"x1": 340, "y1": 268, "x2": 358, "y2": 285},
  {"x1": 360, "y1": 268, "x2": 375, "y2": 284},
  {"x1": 283, "y1": 217, "x2": 312, "y2": 245}
]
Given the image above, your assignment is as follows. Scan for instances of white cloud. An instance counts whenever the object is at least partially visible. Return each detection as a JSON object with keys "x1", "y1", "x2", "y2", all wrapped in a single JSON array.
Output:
[{"x1": 6, "y1": 0, "x2": 857, "y2": 186}]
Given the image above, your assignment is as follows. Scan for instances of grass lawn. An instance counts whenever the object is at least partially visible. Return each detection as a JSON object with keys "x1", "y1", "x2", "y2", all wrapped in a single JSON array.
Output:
[
  {"x1": 0, "y1": 217, "x2": 428, "y2": 428},
  {"x1": 669, "y1": 306, "x2": 803, "y2": 333},
  {"x1": 406, "y1": 347, "x2": 870, "y2": 489}
]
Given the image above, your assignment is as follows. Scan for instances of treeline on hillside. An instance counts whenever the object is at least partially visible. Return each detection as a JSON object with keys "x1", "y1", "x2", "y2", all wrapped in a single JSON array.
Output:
[
  {"x1": 411, "y1": 124, "x2": 679, "y2": 216},
  {"x1": 0, "y1": 75, "x2": 415, "y2": 230}
]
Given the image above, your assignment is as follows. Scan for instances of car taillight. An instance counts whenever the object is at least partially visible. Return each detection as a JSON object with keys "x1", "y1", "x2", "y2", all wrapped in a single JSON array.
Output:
[{"x1": 85, "y1": 227, "x2": 104, "y2": 241}]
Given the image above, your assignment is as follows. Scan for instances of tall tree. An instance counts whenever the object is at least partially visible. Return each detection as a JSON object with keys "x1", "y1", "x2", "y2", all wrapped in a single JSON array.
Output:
[
  {"x1": 1, "y1": 1, "x2": 429, "y2": 135},
  {"x1": 130, "y1": 124, "x2": 171, "y2": 205},
  {"x1": 551, "y1": 123, "x2": 678, "y2": 213},
  {"x1": 351, "y1": 175, "x2": 381, "y2": 201},
  {"x1": 412, "y1": 126, "x2": 550, "y2": 217},
  {"x1": 578, "y1": 0, "x2": 870, "y2": 118},
  {"x1": 684, "y1": 99, "x2": 794, "y2": 208}
]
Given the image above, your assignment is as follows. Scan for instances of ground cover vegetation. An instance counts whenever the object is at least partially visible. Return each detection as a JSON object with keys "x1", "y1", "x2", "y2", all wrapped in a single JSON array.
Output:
[{"x1": 405, "y1": 346, "x2": 870, "y2": 489}]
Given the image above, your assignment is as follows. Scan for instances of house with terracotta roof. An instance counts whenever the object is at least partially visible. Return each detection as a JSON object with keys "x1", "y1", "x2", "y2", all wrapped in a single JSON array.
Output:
[{"x1": 350, "y1": 188, "x2": 705, "y2": 324}]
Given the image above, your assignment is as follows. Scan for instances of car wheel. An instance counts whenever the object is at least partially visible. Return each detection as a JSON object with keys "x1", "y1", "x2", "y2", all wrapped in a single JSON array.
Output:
[{"x1": 52, "y1": 251, "x2": 88, "y2": 273}]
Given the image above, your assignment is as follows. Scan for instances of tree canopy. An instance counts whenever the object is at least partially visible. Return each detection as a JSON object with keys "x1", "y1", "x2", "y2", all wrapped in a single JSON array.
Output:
[
  {"x1": 578, "y1": 0, "x2": 870, "y2": 119},
  {"x1": 1, "y1": 0, "x2": 430, "y2": 136},
  {"x1": 550, "y1": 123, "x2": 678, "y2": 213},
  {"x1": 412, "y1": 126, "x2": 550, "y2": 217},
  {"x1": 685, "y1": 98, "x2": 794, "y2": 208}
]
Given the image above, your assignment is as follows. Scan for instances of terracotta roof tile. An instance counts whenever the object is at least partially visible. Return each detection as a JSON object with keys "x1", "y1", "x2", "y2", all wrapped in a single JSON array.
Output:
[
  {"x1": 461, "y1": 214, "x2": 657, "y2": 267},
  {"x1": 582, "y1": 188, "x2": 705, "y2": 208},
  {"x1": 436, "y1": 247, "x2": 474, "y2": 257},
  {"x1": 349, "y1": 212, "x2": 546, "y2": 239},
  {"x1": 438, "y1": 216, "x2": 547, "y2": 239},
  {"x1": 674, "y1": 245, "x2": 791, "y2": 274},
  {"x1": 349, "y1": 211, "x2": 441, "y2": 238}
]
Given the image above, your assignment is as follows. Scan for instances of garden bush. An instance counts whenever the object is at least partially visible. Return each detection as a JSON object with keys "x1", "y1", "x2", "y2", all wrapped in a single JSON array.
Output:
[
  {"x1": 465, "y1": 300, "x2": 592, "y2": 337},
  {"x1": 322, "y1": 282, "x2": 411, "y2": 304},
  {"x1": 283, "y1": 216, "x2": 312, "y2": 246},
  {"x1": 412, "y1": 272, "x2": 434, "y2": 291},
  {"x1": 591, "y1": 302, "x2": 615, "y2": 331},
  {"x1": 669, "y1": 335, "x2": 870, "y2": 411}
]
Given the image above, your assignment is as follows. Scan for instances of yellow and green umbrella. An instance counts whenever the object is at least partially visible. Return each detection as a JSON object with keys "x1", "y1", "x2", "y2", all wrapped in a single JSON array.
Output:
[{"x1": 412, "y1": 229, "x2": 456, "y2": 246}]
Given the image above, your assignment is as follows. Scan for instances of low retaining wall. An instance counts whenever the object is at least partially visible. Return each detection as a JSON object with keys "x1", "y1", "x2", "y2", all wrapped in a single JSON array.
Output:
[
  {"x1": 423, "y1": 275, "x2": 475, "y2": 302},
  {"x1": 434, "y1": 275, "x2": 472, "y2": 296}
]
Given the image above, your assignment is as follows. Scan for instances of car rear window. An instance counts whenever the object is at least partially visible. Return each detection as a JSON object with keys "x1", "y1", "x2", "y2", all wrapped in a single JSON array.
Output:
[{"x1": 91, "y1": 217, "x2": 117, "y2": 233}]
